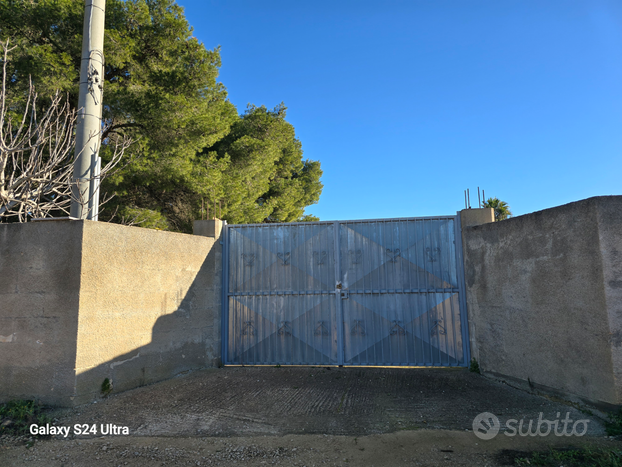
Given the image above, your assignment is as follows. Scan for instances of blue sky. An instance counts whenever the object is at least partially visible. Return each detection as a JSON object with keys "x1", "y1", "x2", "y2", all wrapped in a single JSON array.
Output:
[{"x1": 179, "y1": 0, "x2": 621, "y2": 221}]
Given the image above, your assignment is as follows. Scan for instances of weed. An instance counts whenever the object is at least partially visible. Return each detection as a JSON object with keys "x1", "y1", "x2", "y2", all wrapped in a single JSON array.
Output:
[
  {"x1": 469, "y1": 358, "x2": 480, "y2": 374},
  {"x1": 0, "y1": 400, "x2": 51, "y2": 436},
  {"x1": 510, "y1": 447, "x2": 622, "y2": 466},
  {"x1": 606, "y1": 408, "x2": 622, "y2": 437},
  {"x1": 274, "y1": 364, "x2": 281, "y2": 368},
  {"x1": 101, "y1": 378, "x2": 113, "y2": 397}
]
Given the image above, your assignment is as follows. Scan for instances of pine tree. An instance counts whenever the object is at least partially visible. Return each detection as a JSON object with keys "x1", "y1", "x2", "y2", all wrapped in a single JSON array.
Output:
[{"x1": 1, "y1": 0, "x2": 322, "y2": 231}]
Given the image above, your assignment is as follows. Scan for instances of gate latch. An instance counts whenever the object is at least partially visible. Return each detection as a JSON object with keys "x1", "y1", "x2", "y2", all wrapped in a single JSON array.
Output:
[{"x1": 341, "y1": 290, "x2": 349, "y2": 299}]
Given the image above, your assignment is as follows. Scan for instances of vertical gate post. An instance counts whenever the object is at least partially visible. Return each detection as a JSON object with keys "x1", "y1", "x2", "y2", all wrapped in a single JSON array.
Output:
[
  {"x1": 457, "y1": 208, "x2": 493, "y2": 366},
  {"x1": 333, "y1": 221, "x2": 345, "y2": 365},
  {"x1": 193, "y1": 218, "x2": 226, "y2": 367},
  {"x1": 454, "y1": 213, "x2": 472, "y2": 367},
  {"x1": 193, "y1": 219, "x2": 224, "y2": 238},
  {"x1": 221, "y1": 222, "x2": 229, "y2": 365}
]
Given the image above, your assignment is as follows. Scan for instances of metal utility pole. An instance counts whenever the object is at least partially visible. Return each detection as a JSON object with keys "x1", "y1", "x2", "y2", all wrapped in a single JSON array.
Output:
[{"x1": 70, "y1": 0, "x2": 106, "y2": 220}]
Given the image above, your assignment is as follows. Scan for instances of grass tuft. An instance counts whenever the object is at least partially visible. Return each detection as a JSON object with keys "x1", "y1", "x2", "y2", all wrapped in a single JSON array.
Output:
[
  {"x1": 606, "y1": 408, "x2": 622, "y2": 437},
  {"x1": 0, "y1": 400, "x2": 51, "y2": 436},
  {"x1": 101, "y1": 377, "x2": 113, "y2": 397},
  {"x1": 510, "y1": 447, "x2": 622, "y2": 467}
]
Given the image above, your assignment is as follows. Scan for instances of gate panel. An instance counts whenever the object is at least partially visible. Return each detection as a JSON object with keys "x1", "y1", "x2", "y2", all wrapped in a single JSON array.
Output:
[
  {"x1": 339, "y1": 218, "x2": 465, "y2": 366},
  {"x1": 227, "y1": 223, "x2": 339, "y2": 365},
  {"x1": 225, "y1": 216, "x2": 469, "y2": 367}
]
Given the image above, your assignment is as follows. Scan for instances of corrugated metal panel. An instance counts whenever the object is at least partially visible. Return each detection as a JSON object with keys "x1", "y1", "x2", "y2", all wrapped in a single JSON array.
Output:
[
  {"x1": 226, "y1": 223, "x2": 338, "y2": 365},
  {"x1": 339, "y1": 219, "x2": 463, "y2": 366},
  {"x1": 224, "y1": 216, "x2": 469, "y2": 367}
]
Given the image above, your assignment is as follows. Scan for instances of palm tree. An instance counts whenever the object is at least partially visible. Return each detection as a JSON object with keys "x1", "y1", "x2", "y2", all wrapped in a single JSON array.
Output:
[{"x1": 483, "y1": 197, "x2": 512, "y2": 221}]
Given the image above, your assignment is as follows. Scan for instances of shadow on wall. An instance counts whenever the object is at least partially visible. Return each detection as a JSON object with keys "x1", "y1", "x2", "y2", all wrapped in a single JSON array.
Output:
[
  {"x1": 70, "y1": 221, "x2": 223, "y2": 406},
  {"x1": 0, "y1": 219, "x2": 222, "y2": 408}
]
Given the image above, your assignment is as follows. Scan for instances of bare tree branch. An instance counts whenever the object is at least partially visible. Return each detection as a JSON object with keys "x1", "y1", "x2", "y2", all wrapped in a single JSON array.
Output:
[{"x1": 0, "y1": 40, "x2": 133, "y2": 222}]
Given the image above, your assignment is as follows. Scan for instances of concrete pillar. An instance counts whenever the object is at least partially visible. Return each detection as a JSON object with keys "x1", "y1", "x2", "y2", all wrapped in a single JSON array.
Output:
[
  {"x1": 460, "y1": 208, "x2": 495, "y2": 228},
  {"x1": 193, "y1": 218, "x2": 224, "y2": 368},
  {"x1": 459, "y1": 208, "x2": 494, "y2": 368},
  {"x1": 193, "y1": 219, "x2": 224, "y2": 239}
]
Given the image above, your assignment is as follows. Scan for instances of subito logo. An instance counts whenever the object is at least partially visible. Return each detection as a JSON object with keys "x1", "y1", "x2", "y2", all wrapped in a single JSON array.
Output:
[{"x1": 472, "y1": 412, "x2": 500, "y2": 440}]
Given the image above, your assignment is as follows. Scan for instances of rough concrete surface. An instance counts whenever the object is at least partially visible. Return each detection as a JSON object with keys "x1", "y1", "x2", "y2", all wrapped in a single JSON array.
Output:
[
  {"x1": 1, "y1": 367, "x2": 616, "y2": 466},
  {"x1": 74, "y1": 220, "x2": 222, "y2": 406},
  {"x1": 596, "y1": 198, "x2": 622, "y2": 404},
  {"x1": 194, "y1": 219, "x2": 224, "y2": 239},
  {"x1": 0, "y1": 221, "x2": 83, "y2": 407},
  {"x1": 463, "y1": 196, "x2": 622, "y2": 407},
  {"x1": 460, "y1": 208, "x2": 494, "y2": 229},
  {"x1": 0, "y1": 219, "x2": 223, "y2": 407}
]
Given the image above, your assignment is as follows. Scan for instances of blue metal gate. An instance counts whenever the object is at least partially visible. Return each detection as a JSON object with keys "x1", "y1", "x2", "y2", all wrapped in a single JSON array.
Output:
[{"x1": 223, "y1": 216, "x2": 470, "y2": 367}]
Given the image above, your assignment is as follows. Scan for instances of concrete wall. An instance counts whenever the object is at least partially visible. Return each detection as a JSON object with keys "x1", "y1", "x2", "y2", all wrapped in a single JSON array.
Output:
[
  {"x1": 0, "y1": 222, "x2": 82, "y2": 407},
  {"x1": 463, "y1": 196, "x2": 622, "y2": 408},
  {"x1": 0, "y1": 220, "x2": 222, "y2": 407}
]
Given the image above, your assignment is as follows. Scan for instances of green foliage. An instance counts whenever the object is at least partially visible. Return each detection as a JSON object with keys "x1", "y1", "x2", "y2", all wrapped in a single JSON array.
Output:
[
  {"x1": 606, "y1": 408, "x2": 622, "y2": 436},
  {"x1": 483, "y1": 197, "x2": 512, "y2": 221},
  {"x1": 101, "y1": 378, "x2": 113, "y2": 397},
  {"x1": 469, "y1": 358, "x2": 480, "y2": 374},
  {"x1": 105, "y1": 103, "x2": 322, "y2": 231},
  {"x1": 115, "y1": 206, "x2": 169, "y2": 230},
  {"x1": 203, "y1": 103, "x2": 323, "y2": 225},
  {"x1": 1, "y1": 0, "x2": 322, "y2": 231},
  {"x1": 513, "y1": 448, "x2": 622, "y2": 467},
  {"x1": 0, "y1": 0, "x2": 82, "y2": 105},
  {"x1": 0, "y1": 400, "x2": 51, "y2": 436}
]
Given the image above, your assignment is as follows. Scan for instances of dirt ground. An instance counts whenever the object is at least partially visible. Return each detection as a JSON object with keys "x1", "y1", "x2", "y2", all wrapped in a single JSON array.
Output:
[{"x1": 1, "y1": 366, "x2": 619, "y2": 466}]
